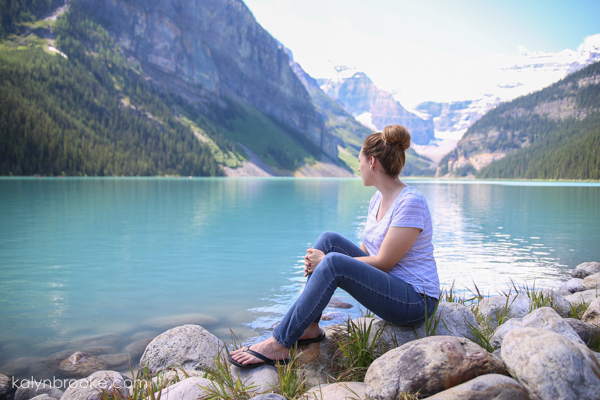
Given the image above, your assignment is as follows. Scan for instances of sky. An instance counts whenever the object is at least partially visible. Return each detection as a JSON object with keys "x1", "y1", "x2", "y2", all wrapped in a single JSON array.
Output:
[{"x1": 242, "y1": 0, "x2": 600, "y2": 107}]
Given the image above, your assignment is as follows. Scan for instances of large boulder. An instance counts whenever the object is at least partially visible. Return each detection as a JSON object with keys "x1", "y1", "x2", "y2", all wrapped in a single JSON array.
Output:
[
  {"x1": 539, "y1": 289, "x2": 572, "y2": 317},
  {"x1": 558, "y1": 278, "x2": 585, "y2": 294},
  {"x1": 151, "y1": 376, "x2": 212, "y2": 400},
  {"x1": 57, "y1": 352, "x2": 107, "y2": 379},
  {"x1": 565, "y1": 318, "x2": 600, "y2": 346},
  {"x1": 571, "y1": 262, "x2": 600, "y2": 279},
  {"x1": 14, "y1": 382, "x2": 63, "y2": 400},
  {"x1": 230, "y1": 364, "x2": 279, "y2": 395},
  {"x1": 139, "y1": 325, "x2": 222, "y2": 375},
  {"x1": 565, "y1": 289, "x2": 599, "y2": 306},
  {"x1": 364, "y1": 336, "x2": 507, "y2": 399},
  {"x1": 490, "y1": 307, "x2": 585, "y2": 350},
  {"x1": 59, "y1": 370, "x2": 129, "y2": 400},
  {"x1": 501, "y1": 327, "x2": 600, "y2": 400},
  {"x1": 582, "y1": 296, "x2": 600, "y2": 327},
  {"x1": 582, "y1": 273, "x2": 600, "y2": 291},
  {"x1": 477, "y1": 294, "x2": 529, "y2": 329},
  {"x1": 425, "y1": 374, "x2": 529, "y2": 400},
  {"x1": 302, "y1": 382, "x2": 365, "y2": 400}
]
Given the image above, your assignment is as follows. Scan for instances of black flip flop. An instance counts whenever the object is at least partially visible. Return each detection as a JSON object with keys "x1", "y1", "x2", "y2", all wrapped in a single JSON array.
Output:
[
  {"x1": 296, "y1": 330, "x2": 326, "y2": 346},
  {"x1": 227, "y1": 348, "x2": 290, "y2": 369}
]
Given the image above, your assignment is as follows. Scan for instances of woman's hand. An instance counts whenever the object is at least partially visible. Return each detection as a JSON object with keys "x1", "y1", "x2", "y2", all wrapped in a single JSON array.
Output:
[{"x1": 304, "y1": 247, "x2": 325, "y2": 276}]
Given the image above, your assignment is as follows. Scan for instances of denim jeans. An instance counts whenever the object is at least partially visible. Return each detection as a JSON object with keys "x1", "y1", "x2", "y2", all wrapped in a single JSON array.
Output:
[{"x1": 272, "y1": 231, "x2": 438, "y2": 348}]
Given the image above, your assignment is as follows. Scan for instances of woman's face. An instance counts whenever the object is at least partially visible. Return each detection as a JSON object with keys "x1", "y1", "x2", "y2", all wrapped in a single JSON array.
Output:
[{"x1": 358, "y1": 149, "x2": 371, "y2": 186}]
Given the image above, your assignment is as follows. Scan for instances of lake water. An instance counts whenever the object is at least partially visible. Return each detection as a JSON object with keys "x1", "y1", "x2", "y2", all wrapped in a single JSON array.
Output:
[{"x1": 0, "y1": 177, "x2": 599, "y2": 375}]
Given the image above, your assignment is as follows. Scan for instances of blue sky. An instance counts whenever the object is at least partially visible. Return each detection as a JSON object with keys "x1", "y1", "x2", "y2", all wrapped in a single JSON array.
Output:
[{"x1": 243, "y1": 0, "x2": 600, "y2": 105}]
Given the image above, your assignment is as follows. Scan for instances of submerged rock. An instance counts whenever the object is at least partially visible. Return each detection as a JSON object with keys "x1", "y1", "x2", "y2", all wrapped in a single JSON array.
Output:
[
  {"x1": 426, "y1": 374, "x2": 529, "y2": 400},
  {"x1": 364, "y1": 336, "x2": 507, "y2": 399},
  {"x1": 57, "y1": 352, "x2": 107, "y2": 379},
  {"x1": 571, "y1": 261, "x2": 600, "y2": 279},
  {"x1": 328, "y1": 298, "x2": 353, "y2": 309},
  {"x1": 139, "y1": 324, "x2": 222, "y2": 375},
  {"x1": 121, "y1": 338, "x2": 154, "y2": 359},
  {"x1": 501, "y1": 327, "x2": 600, "y2": 400},
  {"x1": 0, "y1": 357, "x2": 43, "y2": 378}
]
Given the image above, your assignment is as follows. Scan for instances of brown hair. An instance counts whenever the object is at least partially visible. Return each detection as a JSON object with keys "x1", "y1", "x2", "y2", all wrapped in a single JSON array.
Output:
[{"x1": 362, "y1": 124, "x2": 411, "y2": 176}]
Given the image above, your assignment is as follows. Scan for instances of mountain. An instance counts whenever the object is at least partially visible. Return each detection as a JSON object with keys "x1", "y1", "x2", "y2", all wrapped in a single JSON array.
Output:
[
  {"x1": 437, "y1": 60, "x2": 600, "y2": 180},
  {"x1": 319, "y1": 68, "x2": 435, "y2": 146},
  {"x1": 1, "y1": 0, "x2": 362, "y2": 177}
]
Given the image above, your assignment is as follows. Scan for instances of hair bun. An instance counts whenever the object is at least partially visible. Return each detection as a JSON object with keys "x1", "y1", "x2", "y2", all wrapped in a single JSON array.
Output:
[{"x1": 382, "y1": 125, "x2": 411, "y2": 151}]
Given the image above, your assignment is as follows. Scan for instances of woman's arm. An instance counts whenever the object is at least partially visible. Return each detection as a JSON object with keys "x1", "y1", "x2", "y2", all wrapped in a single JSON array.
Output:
[{"x1": 356, "y1": 227, "x2": 420, "y2": 272}]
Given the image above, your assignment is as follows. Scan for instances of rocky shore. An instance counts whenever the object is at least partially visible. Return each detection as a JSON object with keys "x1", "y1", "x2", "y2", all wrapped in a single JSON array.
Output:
[{"x1": 1, "y1": 261, "x2": 600, "y2": 400}]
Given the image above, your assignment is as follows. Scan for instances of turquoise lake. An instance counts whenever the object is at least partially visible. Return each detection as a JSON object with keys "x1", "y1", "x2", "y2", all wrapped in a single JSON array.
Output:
[{"x1": 0, "y1": 177, "x2": 599, "y2": 372}]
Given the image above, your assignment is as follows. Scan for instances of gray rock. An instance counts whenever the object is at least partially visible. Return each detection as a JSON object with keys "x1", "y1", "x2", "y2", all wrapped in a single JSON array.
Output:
[
  {"x1": 97, "y1": 354, "x2": 130, "y2": 371},
  {"x1": 539, "y1": 289, "x2": 572, "y2": 317},
  {"x1": 121, "y1": 338, "x2": 154, "y2": 359},
  {"x1": 565, "y1": 289, "x2": 599, "y2": 306},
  {"x1": 328, "y1": 298, "x2": 353, "y2": 309},
  {"x1": 57, "y1": 352, "x2": 107, "y2": 379},
  {"x1": 0, "y1": 373, "x2": 10, "y2": 399},
  {"x1": 571, "y1": 261, "x2": 600, "y2": 279},
  {"x1": 151, "y1": 369, "x2": 204, "y2": 387},
  {"x1": 139, "y1": 324, "x2": 223, "y2": 375},
  {"x1": 582, "y1": 296, "x2": 600, "y2": 327},
  {"x1": 252, "y1": 394, "x2": 286, "y2": 400},
  {"x1": 477, "y1": 294, "x2": 530, "y2": 329},
  {"x1": 434, "y1": 302, "x2": 480, "y2": 342},
  {"x1": 559, "y1": 278, "x2": 585, "y2": 294},
  {"x1": 501, "y1": 327, "x2": 600, "y2": 400},
  {"x1": 59, "y1": 370, "x2": 129, "y2": 400},
  {"x1": 230, "y1": 364, "x2": 279, "y2": 395},
  {"x1": 0, "y1": 357, "x2": 43, "y2": 378},
  {"x1": 426, "y1": 374, "x2": 529, "y2": 400},
  {"x1": 14, "y1": 382, "x2": 62, "y2": 400},
  {"x1": 298, "y1": 326, "x2": 339, "y2": 389},
  {"x1": 151, "y1": 376, "x2": 212, "y2": 400},
  {"x1": 565, "y1": 318, "x2": 600, "y2": 346},
  {"x1": 583, "y1": 272, "x2": 600, "y2": 290},
  {"x1": 302, "y1": 382, "x2": 365, "y2": 400},
  {"x1": 28, "y1": 350, "x2": 78, "y2": 380},
  {"x1": 141, "y1": 314, "x2": 218, "y2": 330},
  {"x1": 490, "y1": 307, "x2": 585, "y2": 350},
  {"x1": 364, "y1": 336, "x2": 507, "y2": 399}
]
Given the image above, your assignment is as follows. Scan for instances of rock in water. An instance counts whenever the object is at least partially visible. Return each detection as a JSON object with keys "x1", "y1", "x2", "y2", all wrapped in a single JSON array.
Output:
[
  {"x1": 571, "y1": 261, "x2": 600, "y2": 279},
  {"x1": 328, "y1": 298, "x2": 353, "y2": 309},
  {"x1": 139, "y1": 324, "x2": 223, "y2": 375},
  {"x1": 57, "y1": 352, "x2": 107, "y2": 379},
  {"x1": 425, "y1": 374, "x2": 529, "y2": 400},
  {"x1": 364, "y1": 336, "x2": 507, "y2": 399},
  {"x1": 501, "y1": 327, "x2": 600, "y2": 400},
  {"x1": 582, "y1": 297, "x2": 600, "y2": 327},
  {"x1": 60, "y1": 371, "x2": 129, "y2": 400}
]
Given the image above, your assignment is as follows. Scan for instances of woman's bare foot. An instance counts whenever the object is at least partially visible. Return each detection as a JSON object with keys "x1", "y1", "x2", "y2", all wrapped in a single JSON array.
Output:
[
  {"x1": 298, "y1": 322, "x2": 321, "y2": 341},
  {"x1": 229, "y1": 336, "x2": 289, "y2": 365}
]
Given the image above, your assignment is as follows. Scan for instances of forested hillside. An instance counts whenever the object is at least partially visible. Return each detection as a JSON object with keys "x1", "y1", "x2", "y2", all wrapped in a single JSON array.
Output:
[{"x1": 438, "y1": 60, "x2": 600, "y2": 180}]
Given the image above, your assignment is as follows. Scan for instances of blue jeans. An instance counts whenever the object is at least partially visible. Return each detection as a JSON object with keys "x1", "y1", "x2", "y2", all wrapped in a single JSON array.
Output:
[{"x1": 272, "y1": 231, "x2": 438, "y2": 348}]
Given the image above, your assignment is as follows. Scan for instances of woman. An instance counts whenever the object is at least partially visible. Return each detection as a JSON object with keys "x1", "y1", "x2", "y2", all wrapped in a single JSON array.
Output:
[{"x1": 229, "y1": 124, "x2": 439, "y2": 368}]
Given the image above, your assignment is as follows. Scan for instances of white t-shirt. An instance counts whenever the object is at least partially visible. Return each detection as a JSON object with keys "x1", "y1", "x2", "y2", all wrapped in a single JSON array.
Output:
[{"x1": 363, "y1": 186, "x2": 440, "y2": 299}]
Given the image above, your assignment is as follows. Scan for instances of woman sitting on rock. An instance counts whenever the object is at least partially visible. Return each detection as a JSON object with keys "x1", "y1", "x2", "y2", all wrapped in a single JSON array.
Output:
[{"x1": 228, "y1": 124, "x2": 440, "y2": 368}]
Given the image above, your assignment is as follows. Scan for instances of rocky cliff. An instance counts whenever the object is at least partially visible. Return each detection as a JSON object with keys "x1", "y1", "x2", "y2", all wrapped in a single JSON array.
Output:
[
  {"x1": 320, "y1": 71, "x2": 435, "y2": 145},
  {"x1": 78, "y1": 0, "x2": 332, "y2": 157}
]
